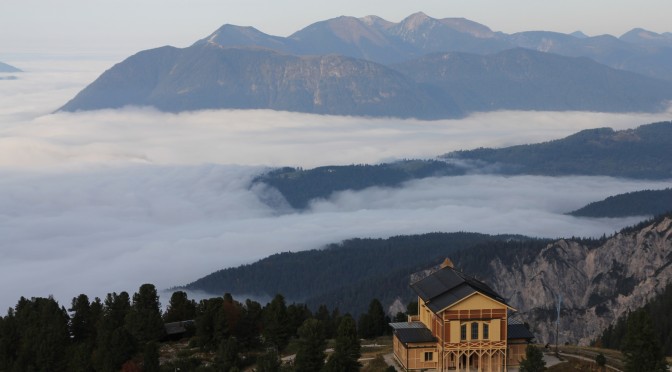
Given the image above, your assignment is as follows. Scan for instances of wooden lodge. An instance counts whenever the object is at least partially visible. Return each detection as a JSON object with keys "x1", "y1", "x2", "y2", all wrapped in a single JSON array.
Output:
[{"x1": 390, "y1": 259, "x2": 534, "y2": 371}]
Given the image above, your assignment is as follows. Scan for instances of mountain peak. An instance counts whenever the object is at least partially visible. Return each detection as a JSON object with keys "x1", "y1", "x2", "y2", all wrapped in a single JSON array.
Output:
[
  {"x1": 400, "y1": 12, "x2": 433, "y2": 30},
  {"x1": 194, "y1": 23, "x2": 288, "y2": 51},
  {"x1": 620, "y1": 28, "x2": 672, "y2": 46},
  {"x1": 437, "y1": 17, "x2": 495, "y2": 38},
  {"x1": 359, "y1": 15, "x2": 394, "y2": 29},
  {"x1": 570, "y1": 31, "x2": 589, "y2": 39}
]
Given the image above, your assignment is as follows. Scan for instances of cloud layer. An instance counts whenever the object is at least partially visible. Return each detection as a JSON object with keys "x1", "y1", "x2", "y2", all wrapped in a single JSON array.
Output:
[{"x1": 1, "y1": 59, "x2": 671, "y2": 310}]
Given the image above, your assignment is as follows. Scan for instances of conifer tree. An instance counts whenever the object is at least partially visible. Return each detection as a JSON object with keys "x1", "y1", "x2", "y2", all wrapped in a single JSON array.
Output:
[
  {"x1": 163, "y1": 290, "x2": 197, "y2": 323},
  {"x1": 368, "y1": 299, "x2": 387, "y2": 337},
  {"x1": 195, "y1": 297, "x2": 226, "y2": 350},
  {"x1": 294, "y1": 318, "x2": 327, "y2": 372},
  {"x1": 324, "y1": 315, "x2": 361, "y2": 372},
  {"x1": 256, "y1": 347, "x2": 282, "y2": 372},
  {"x1": 622, "y1": 310, "x2": 667, "y2": 372},
  {"x1": 236, "y1": 299, "x2": 263, "y2": 350},
  {"x1": 315, "y1": 304, "x2": 334, "y2": 338},
  {"x1": 358, "y1": 313, "x2": 374, "y2": 339},
  {"x1": 12, "y1": 297, "x2": 70, "y2": 371},
  {"x1": 94, "y1": 292, "x2": 136, "y2": 372},
  {"x1": 0, "y1": 308, "x2": 19, "y2": 370},
  {"x1": 143, "y1": 341, "x2": 161, "y2": 372},
  {"x1": 215, "y1": 336, "x2": 240, "y2": 372},
  {"x1": 262, "y1": 294, "x2": 291, "y2": 351},
  {"x1": 519, "y1": 344, "x2": 546, "y2": 372},
  {"x1": 126, "y1": 284, "x2": 165, "y2": 344}
]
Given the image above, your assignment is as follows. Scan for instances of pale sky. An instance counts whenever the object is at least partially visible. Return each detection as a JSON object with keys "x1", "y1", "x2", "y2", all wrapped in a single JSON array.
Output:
[{"x1": 2, "y1": 0, "x2": 671, "y2": 59}]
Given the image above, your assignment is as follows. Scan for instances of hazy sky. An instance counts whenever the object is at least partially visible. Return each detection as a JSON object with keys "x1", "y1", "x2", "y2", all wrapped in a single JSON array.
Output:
[
  {"x1": 1, "y1": 1, "x2": 672, "y2": 309},
  {"x1": 2, "y1": 0, "x2": 671, "y2": 57}
]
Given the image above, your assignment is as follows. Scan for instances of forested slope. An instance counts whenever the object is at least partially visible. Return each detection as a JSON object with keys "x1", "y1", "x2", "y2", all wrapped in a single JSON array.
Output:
[
  {"x1": 598, "y1": 282, "x2": 672, "y2": 356},
  {"x1": 253, "y1": 160, "x2": 465, "y2": 209},
  {"x1": 444, "y1": 121, "x2": 672, "y2": 179},
  {"x1": 569, "y1": 188, "x2": 672, "y2": 217},
  {"x1": 183, "y1": 232, "x2": 540, "y2": 314}
]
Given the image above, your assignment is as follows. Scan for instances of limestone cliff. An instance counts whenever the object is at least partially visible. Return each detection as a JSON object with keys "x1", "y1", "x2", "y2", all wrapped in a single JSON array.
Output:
[{"x1": 486, "y1": 217, "x2": 672, "y2": 345}]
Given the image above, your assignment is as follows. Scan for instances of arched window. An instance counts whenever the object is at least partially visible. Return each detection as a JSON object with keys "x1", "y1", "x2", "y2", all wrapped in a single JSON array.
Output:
[
  {"x1": 460, "y1": 324, "x2": 467, "y2": 340},
  {"x1": 471, "y1": 322, "x2": 479, "y2": 340},
  {"x1": 483, "y1": 323, "x2": 489, "y2": 339}
]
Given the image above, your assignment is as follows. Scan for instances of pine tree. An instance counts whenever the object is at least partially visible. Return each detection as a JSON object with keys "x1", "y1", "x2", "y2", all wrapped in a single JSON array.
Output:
[
  {"x1": 358, "y1": 313, "x2": 374, "y2": 339},
  {"x1": 70, "y1": 294, "x2": 94, "y2": 342},
  {"x1": 143, "y1": 341, "x2": 161, "y2": 372},
  {"x1": 324, "y1": 315, "x2": 361, "y2": 372},
  {"x1": 315, "y1": 304, "x2": 334, "y2": 338},
  {"x1": 367, "y1": 299, "x2": 387, "y2": 337},
  {"x1": 163, "y1": 291, "x2": 197, "y2": 323},
  {"x1": 256, "y1": 347, "x2": 281, "y2": 372},
  {"x1": 125, "y1": 284, "x2": 165, "y2": 345},
  {"x1": 94, "y1": 292, "x2": 136, "y2": 372},
  {"x1": 11, "y1": 297, "x2": 70, "y2": 371},
  {"x1": 294, "y1": 318, "x2": 327, "y2": 372},
  {"x1": 262, "y1": 294, "x2": 291, "y2": 351},
  {"x1": 194, "y1": 297, "x2": 229, "y2": 350},
  {"x1": 215, "y1": 336, "x2": 240, "y2": 371},
  {"x1": 519, "y1": 344, "x2": 546, "y2": 372},
  {"x1": 595, "y1": 352, "x2": 606, "y2": 372},
  {"x1": 236, "y1": 299, "x2": 263, "y2": 350},
  {"x1": 0, "y1": 308, "x2": 19, "y2": 370},
  {"x1": 622, "y1": 310, "x2": 667, "y2": 372},
  {"x1": 287, "y1": 303, "x2": 312, "y2": 337}
]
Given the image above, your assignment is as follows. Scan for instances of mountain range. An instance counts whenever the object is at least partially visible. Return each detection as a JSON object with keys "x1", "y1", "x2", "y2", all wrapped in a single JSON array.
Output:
[
  {"x1": 196, "y1": 12, "x2": 672, "y2": 81},
  {"x1": 0, "y1": 61, "x2": 21, "y2": 73},
  {"x1": 59, "y1": 12, "x2": 672, "y2": 117}
]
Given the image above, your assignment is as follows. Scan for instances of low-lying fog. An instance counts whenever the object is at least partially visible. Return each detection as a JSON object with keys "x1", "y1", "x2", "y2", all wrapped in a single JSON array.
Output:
[{"x1": 1, "y1": 58, "x2": 670, "y2": 309}]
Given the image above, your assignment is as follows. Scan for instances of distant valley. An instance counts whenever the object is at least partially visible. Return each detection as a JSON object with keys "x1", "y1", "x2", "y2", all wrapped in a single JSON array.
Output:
[{"x1": 59, "y1": 12, "x2": 672, "y2": 117}]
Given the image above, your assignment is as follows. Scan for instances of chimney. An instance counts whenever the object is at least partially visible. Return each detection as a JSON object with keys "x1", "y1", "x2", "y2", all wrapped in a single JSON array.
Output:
[{"x1": 440, "y1": 258, "x2": 454, "y2": 269}]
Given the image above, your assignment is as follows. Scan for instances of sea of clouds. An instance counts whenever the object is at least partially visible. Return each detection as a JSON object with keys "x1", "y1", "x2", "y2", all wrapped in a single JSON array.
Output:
[{"x1": 0, "y1": 58, "x2": 670, "y2": 309}]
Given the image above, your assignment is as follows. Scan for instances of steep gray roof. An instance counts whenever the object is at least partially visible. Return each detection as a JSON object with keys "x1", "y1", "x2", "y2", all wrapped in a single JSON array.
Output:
[
  {"x1": 507, "y1": 324, "x2": 535, "y2": 340},
  {"x1": 410, "y1": 265, "x2": 507, "y2": 313},
  {"x1": 394, "y1": 327, "x2": 437, "y2": 344}
]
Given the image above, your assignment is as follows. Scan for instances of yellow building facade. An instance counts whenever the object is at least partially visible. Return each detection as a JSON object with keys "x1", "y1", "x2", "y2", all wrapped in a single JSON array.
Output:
[{"x1": 391, "y1": 259, "x2": 534, "y2": 371}]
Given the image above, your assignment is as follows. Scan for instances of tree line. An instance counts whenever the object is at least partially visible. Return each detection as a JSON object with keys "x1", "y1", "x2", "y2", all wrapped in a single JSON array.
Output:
[
  {"x1": 253, "y1": 160, "x2": 465, "y2": 209},
  {"x1": 0, "y1": 285, "x2": 399, "y2": 371},
  {"x1": 185, "y1": 231, "x2": 532, "y2": 317},
  {"x1": 569, "y1": 187, "x2": 672, "y2": 218},
  {"x1": 444, "y1": 121, "x2": 672, "y2": 180}
]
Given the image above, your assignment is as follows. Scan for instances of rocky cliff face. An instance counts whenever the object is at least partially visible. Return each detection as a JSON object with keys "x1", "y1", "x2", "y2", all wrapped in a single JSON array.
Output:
[{"x1": 487, "y1": 217, "x2": 672, "y2": 345}]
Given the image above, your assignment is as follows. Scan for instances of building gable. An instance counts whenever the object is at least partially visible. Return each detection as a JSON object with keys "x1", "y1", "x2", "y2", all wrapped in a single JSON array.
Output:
[
  {"x1": 443, "y1": 292, "x2": 510, "y2": 313},
  {"x1": 410, "y1": 264, "x2": 508, "y2": 314}
]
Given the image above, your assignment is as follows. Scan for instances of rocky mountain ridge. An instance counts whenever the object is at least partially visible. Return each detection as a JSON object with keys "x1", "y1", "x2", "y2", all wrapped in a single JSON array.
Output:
[
  {"x1": 487, "y1": 217, "x2": 672, "y2": 345},
  {"x1": 59, "y1": 12, "x2": 672, "y2": 116},
  {"x1": 198, "y1": 12, "x2": 672, "y2": 81},
  {"x1": 59, "y1": 44, "x2": 456, "y2": 117},
  {"x1": 59, "y1": 43, "x2": 672, "y2": 116}
]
